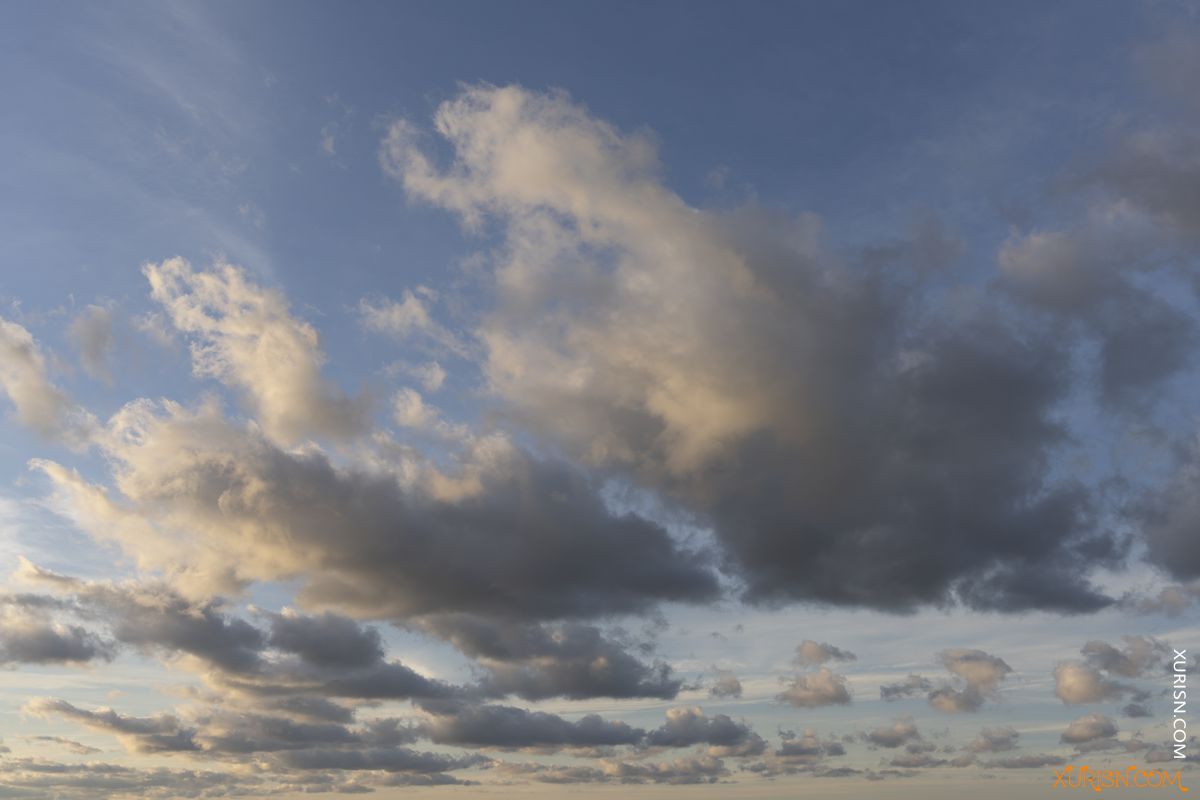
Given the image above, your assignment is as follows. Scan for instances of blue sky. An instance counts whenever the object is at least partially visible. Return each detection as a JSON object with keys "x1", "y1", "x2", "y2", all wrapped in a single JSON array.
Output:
[{"x1": 0, "y1": 2, "x2": 1198, "y2": 798}]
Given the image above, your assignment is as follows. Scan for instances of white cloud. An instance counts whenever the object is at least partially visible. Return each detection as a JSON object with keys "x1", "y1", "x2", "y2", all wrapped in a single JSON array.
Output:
[
  {"x1": 0, "y1": 317, "x2": 96, "y2": 447},
  {"x1": 144, "y1": 257, "x2": 369, "y2": 444},
  {"x1": 359, "y1": 290, "x2": 468, "y2": 357}
]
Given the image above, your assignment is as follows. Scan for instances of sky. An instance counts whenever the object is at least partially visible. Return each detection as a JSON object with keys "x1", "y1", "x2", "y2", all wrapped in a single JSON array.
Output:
[{"x1": 0, "y1": 1, "x2": 1198, "y2": 797}]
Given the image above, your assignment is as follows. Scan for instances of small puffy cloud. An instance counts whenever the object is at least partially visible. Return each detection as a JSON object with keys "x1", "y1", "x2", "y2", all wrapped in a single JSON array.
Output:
[
  {"x1": 939, "y1": 648, "x2": 1012, "y2": 690},
  {"x1": 1081, "y1": 636, "x2": 1168, "y2": 678},
  {"x1": 794, "y1": 640, "x2": 857, "y2": 667},
  {"x1": 1060, "y1": 713, "x2": 1118, "y2": 744},
  {"x1": 928, "y1": 686, "x2": 986, "y2": 713},
  {"x1": 708, "y1": 667, "x2": 743, "y2": 699},
  {"x1": 775, "y1": 728, "x2": 847, "y2": 764},
  {"x1": 863, "y1": 718, "x2": 921, "y2": 749},
  {"x1": 927, "y1": 649, "x2": 1012, "y2": 713},
  {"x1": 409, "y1": 360, "x2": 447, "y2": 392},
  {"x1": 968, "y1": 726, "x2": 1019, "y2": 753},
  {"x1": 777, "y1": 668, "x2": 851, "y2": 708},
  {"x1": 1054, "y1": 663, "x2": 1130, "y2": 704}
]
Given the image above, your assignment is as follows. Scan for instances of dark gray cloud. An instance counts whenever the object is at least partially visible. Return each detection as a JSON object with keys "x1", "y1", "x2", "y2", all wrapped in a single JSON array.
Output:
[
  {"x1": 1092, "y1": 129, "x2": 1200, "y2": 241},
  {"x1": 0, "y1": 616, "x2": 111, "y2": 665},
  {"x1": 13, "y1": 574, "x2": 465, "y2": 706},
  {"x1": 643, "y1": 707, "x2": 765, "y2": 757},
  {"x1": 253, "y1": 695, "x2": 355, "y2": 724},
  {"x1": 81, "y1": 584, "x2": 265, "y2": 673},
  {"x1": 880, "y1": 674, "x2": 932, "y2": 701},
  {"x1": 421, "y1": 703, "x2": 642, "y2": 751},
  {"x1": 1123, "y1": 701, "x2": 1153, "y2": 718},
  {"x1": 385, "y1": 85, "x2": 1122, "y2": 614},
  {"x1": 265, "y1": 610, "x2": 385, "y2": 669},
  {"x1": 275, "y1": 746, "x2": 484, "y2": 774},
  {"x1": 53, "y1": 400, "x2": 718, "y2": 623},
  {"x1": 1134, "y1": 440, "x2": 1200, "y2": 580},
  {"x1": 188, "y1": 710, "x2": 419, "y2": 755},
  {"x1": 418, "y1": 615, "x2": 681, "y2": 700}
]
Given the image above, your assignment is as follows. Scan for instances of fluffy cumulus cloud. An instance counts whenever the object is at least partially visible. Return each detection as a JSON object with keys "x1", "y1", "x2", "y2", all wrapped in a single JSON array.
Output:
[
  {"x1": 794, "y1": 640, "x2": 857, "y2": 667},
  {"x1": 777, "y1": 667, "x2": 852, "y2": 708},
  {"x1": 1052, "y1": 636, "x2": 1166, "y2": 707},
  {"x1": 1081, "y1": 636, "x2": 1168, "y2": 678},
  {"x1": 709, "y1": 666, "x2": 743, "y2": 699},
  {"x1": 8, "y1": 28, "x2": 1200, "y2": 795},
  {"x1": 34, "y1": 390, "x2": 717, "y2": 622},
  {"x1": 143, "y1": 258, "x2": 371, "y2": 444},
  {"x1": 1060, "y1": 713, "x2": 1118, "y2": 745},
  {"x1": 383, "y1": 84, "x2": 1120, "y2": 613},
  {"x1": 968, "y1": 726, "x2": 1019, "y2": 753},
  {"x1": 862, "y1": 718, "x2": 922, "y2": 749},
  {"x1": 928, "y1": 649, "x2": 1012, "y2": 713},
  {"x1": 1053, "y1": 663, "x2": 1130, "y2": 705}
]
